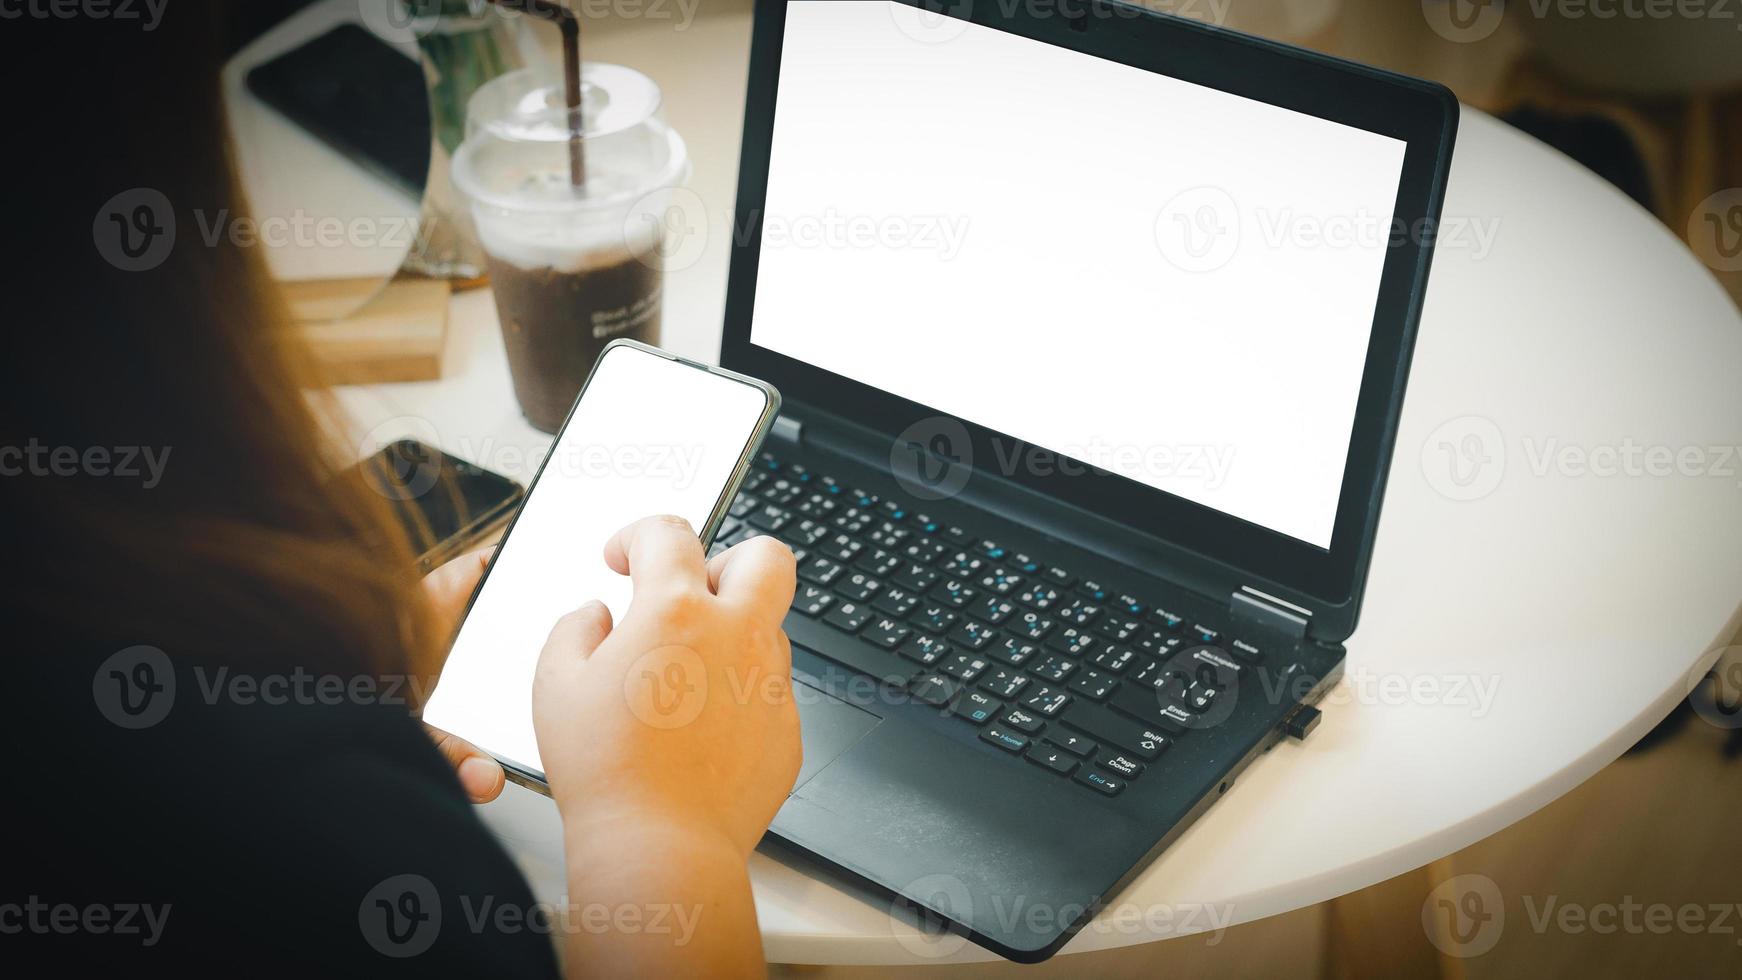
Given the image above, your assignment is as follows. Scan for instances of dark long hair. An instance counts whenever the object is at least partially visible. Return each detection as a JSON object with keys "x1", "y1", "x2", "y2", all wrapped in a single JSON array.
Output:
[{"x1": 2, "y1": 3, "x2": 437, "y2": 679}]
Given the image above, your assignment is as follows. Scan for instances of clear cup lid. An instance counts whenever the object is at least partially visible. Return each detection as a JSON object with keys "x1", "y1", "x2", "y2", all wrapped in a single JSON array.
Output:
[
  {"x1": 470, "y1": 64, "x2": 664, "y2": 143},
  {"x1": 454, "y1": 64, "x2": 687, "y2": 215}
]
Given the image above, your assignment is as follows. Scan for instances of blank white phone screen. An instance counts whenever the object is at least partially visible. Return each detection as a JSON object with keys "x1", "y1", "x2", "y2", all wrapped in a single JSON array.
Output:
[{"x1": 423, "y1": 344, "x2": 773, "y2": 777}]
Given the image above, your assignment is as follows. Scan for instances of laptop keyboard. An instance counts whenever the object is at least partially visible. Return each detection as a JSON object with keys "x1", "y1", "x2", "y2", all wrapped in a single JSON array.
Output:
[{"x1": 713, "y1": 452, "x2": 1267, "y2": 799}]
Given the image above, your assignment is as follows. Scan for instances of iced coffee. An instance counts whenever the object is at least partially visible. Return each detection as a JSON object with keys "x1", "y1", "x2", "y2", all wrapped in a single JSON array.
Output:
[{"x1": 454, "y1": 65, "x2": 689, "y2": 432}]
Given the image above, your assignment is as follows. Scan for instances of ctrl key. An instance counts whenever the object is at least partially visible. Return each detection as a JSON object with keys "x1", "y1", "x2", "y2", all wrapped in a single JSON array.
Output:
[
  {"x1": 1075, "y1": 769, "x2": 1126, "y2": 797},
  {"x1": 979, "y1": 725, "x2": 1029, "y2": 754}
]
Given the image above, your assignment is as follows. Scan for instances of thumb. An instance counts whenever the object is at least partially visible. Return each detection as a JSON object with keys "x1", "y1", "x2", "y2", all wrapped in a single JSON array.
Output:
[{"x1": 426, "y1": 725, "x2": 506, "y2": 804}]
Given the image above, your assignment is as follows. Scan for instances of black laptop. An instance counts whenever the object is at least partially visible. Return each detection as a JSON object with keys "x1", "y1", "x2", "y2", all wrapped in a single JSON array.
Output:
[{"x1": 710, "y1": 0, "x2": 1457, "y2": 962}]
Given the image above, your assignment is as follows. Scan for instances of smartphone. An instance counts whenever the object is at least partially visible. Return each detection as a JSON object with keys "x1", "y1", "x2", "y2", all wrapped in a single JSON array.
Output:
[
  {"x1": 357, "y1": 440, "x2": 525, "y2": 574},
  {"x1": 422, "y1": 340, "x2": 782, "y2": 788},
  {"x1": 245, "y1": 24, "x2": 431, "y2": 198}
]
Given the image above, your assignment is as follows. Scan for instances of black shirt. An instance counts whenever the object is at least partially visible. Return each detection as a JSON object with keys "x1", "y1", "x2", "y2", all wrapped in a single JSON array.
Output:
[{"x1": 12, "y1": 635, "x2": 562, "y2": 978}]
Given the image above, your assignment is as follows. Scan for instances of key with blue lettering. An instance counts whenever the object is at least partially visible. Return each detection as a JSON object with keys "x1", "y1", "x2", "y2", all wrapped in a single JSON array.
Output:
[
  {"x1": 979, "y1": 725, "x2": 1030, "y2": 753},
  {"x1": 949, "y1": 689, "x2": 1004, "y2": 726}
]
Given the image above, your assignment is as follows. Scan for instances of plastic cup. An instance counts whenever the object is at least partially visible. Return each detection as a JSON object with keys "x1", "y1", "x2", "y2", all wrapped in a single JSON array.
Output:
[{"x1": 453, "y1": 64, "x2": 689, "y2": 432}]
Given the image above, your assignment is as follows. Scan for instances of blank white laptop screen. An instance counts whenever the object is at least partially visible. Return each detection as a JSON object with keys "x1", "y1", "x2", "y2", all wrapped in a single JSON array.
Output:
[{"x1": 750, "y1": 0, "x2": 1407, "y2": 548}]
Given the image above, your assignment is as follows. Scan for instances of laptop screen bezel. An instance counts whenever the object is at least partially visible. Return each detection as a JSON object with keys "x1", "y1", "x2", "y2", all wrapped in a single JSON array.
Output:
[{"x1": 721, "y1": 0, "x2": 1457, "y2": 613}]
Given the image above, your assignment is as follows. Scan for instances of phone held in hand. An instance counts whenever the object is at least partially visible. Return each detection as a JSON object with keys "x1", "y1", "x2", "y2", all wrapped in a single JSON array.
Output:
[{"x1": 422, "y1": 339, "x2": 782, "y2": 788}]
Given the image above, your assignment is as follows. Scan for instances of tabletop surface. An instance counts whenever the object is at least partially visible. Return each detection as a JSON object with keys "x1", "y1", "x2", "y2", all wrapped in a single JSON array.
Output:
[{"x1": 335, "y1": 10, "x2": 1742, "y2": 965}]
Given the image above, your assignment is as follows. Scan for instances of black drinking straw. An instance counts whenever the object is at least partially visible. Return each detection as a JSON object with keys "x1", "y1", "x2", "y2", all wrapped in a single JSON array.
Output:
[{"x1": 487, "y1": 0, "x2": 585, "y2": 190}]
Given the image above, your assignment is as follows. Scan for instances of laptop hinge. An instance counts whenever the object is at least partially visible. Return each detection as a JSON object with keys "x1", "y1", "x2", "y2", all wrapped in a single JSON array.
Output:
[
  {"x1": 1230, "y1": 587, "x2": 1310, "y2": 641},
  {"x1": 769, "y1": 415, "x2": 803, "y2": 447}
]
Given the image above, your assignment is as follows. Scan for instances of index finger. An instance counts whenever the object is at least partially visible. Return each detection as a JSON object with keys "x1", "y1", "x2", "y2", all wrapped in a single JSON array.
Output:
[{"x1": 603, "y1": 515, "x2": 709, "y2": 598}]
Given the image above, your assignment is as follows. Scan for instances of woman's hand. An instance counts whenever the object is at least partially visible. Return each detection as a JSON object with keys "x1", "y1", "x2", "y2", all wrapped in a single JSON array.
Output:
[
  {"x1": 419, "y1": 548, "x2": 506, "y2": 804},
  {"x1": 532, "y1": 514, "x2": 802, "y2": 856},
  {"x1": 531, "y1": 515, "x2": 801, "y2": 976}
]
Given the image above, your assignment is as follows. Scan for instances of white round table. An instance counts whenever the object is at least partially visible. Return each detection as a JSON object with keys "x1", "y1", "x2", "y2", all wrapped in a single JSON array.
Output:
[{"x1": 337, "y1": 12, "x2": 1742, "y2": 964}]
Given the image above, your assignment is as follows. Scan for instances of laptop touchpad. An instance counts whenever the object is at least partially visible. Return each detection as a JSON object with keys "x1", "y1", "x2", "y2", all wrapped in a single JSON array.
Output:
[{"x1": 791, "y1": 677, "x2": 883, "y2": 792}]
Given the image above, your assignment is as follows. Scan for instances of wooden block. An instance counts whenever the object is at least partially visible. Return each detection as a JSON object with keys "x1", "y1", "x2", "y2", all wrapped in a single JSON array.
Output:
[
  {"x1": 279, "y1": 277, "x2": 393, "y2": 324},
  {"x1": 282, "y1": 277, "x2": 452, "y2": 385}
]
